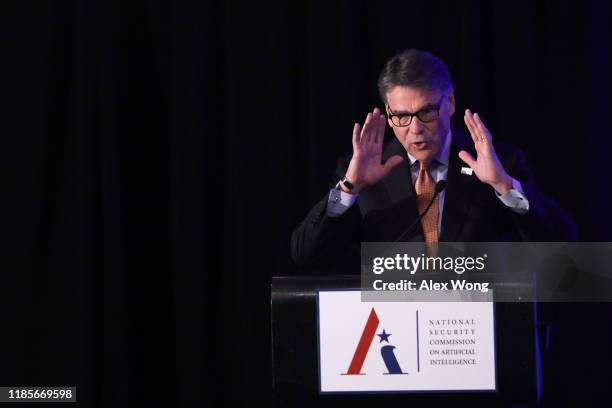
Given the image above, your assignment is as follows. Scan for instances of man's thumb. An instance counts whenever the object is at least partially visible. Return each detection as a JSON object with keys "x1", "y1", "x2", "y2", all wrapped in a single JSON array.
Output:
[
  {"x1": 458, "y1": 150, "x2": 476, "y2": 168},
  {"x1": 382, "y1": 155, "x2": 404, "y2": 173}
]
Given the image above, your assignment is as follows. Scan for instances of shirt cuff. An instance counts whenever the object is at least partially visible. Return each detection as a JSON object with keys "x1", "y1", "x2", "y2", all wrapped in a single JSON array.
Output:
[
  {"x1": 496, "y1": 178, "x2": 530, "y2": 214},
  {"x1": 326, "y1": 187, "x2": 359, "y2": 217}
]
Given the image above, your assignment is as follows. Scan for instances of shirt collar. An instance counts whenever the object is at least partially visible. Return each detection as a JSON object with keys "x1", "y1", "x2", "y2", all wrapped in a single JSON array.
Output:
[{"x1": 407, "y1": 129, "x2": 452, "y2": 167}]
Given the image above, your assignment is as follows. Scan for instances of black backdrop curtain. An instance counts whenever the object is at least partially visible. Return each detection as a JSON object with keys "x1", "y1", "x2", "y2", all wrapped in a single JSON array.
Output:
[{"x1": 3, "y1": 0, "x2": 611, "y2": 406}]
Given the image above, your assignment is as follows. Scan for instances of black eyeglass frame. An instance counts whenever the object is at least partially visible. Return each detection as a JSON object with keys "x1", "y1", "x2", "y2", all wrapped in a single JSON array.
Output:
[{"x1": 386, "y1": 94, "x2": 446, "y2": 127}]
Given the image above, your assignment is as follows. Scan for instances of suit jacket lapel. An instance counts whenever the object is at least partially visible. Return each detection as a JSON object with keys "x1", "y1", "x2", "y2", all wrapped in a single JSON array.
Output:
[
  {"x1": 440, "y1": 128, "x2": 476, "y2": 241},
  {"x1": 382, "y1": 138, "x2": 415, "y2": 202},
  {"x1": 381, "y1": 139, "x2": 424, "y2": 240}
]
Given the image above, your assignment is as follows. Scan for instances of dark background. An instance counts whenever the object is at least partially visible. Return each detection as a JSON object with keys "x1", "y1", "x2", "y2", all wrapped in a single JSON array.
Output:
[{"x1": 3, "y1": 0, "x2": 611, "y2": 406}]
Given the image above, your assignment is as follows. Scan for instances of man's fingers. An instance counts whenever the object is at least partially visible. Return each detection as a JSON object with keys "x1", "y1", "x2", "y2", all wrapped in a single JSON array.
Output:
[
  {"x1": 473, "y1": 113, "x2": 492, "y2": 141},
  {"x1": 458, "y1": 150, "x2": 476, "y2": 168},
  {"x1": 374, "y1": 111, "x2": 386, "y2": 144},
  {"x1": 360, "y1": 112, "x2": 374, "y2": 144},
  {"x1": 362, "y1": 108, "x2": 387, "y2": 145},
  {"x1": 382, "y1": 155, "x2": 404, "y2": 174},
  {"x1": 369, "y1": 107, "x2": 384, "y2": 145},
  {"x1": 352, "y1": 122, "x2": 361, "y2": 149},
  {"x1": 355, "y1": 108, "x2": 385, "y2": 152},
  {"x1": 464, "y1": 110, "x2": 479, "y2": 144},
  {"x1": 465, "y1": 109, "x2": 492, "y2": 144}
]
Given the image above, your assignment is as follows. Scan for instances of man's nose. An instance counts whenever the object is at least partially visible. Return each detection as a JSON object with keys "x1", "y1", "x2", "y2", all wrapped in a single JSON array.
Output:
[{"x1": 409, "y1": 117, "x2": 424, "y2": 134}]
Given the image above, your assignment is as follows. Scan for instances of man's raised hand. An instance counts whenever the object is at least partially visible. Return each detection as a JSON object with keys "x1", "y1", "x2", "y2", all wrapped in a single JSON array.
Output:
[
  {"x1": 459, "y1": 109, "x2": 513, "y2": 195},
  {"x1": 341, "y1": 107, "x2": 404, "y2": 193}
]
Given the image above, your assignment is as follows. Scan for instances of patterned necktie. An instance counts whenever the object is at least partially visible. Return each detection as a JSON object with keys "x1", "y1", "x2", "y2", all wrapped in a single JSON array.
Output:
[{"x1": 415, "y1": 161, "x2": 439, "y2": 243}]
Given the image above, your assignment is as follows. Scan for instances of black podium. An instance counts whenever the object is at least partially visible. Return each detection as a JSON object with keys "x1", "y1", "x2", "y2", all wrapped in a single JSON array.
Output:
[{"x1": 271, "y1": 275, "x2": 539, "y2": 407}]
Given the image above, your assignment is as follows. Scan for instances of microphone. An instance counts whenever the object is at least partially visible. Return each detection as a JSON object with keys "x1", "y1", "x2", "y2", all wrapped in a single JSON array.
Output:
[
  {"x1": 394, "y1": 180, "x2": 447, "y2": 242},
  {"x1": 434, "y1": 180, "x2": 447, "y2": 193}
]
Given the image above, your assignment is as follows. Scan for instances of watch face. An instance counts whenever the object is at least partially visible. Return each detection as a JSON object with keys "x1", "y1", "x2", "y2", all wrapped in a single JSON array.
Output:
[{"x1": 342, "y1": 177, "x2": 354, "y2": 190}]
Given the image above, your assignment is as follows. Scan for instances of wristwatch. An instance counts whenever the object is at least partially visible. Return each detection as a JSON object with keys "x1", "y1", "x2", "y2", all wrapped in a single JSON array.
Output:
[{"x1": 340, "y1": 176, "x2": 354, "y2": 191}]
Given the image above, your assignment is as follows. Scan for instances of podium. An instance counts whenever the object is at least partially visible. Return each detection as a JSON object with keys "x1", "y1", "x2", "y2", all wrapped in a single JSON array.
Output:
[{"x1": 271, "y1": 275, "x2": 539, "y2": 407}]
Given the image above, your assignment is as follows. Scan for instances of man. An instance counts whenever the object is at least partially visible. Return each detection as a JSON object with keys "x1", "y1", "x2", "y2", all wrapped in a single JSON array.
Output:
[{"x1": 291, "y1": 49, "x2": 575, "y2": 270}]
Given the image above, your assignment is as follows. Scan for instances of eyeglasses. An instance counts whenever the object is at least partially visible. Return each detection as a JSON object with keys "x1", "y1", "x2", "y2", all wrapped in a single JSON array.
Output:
[{"x1": 386, "y1": 94, "x2": 446, "y2": 127}]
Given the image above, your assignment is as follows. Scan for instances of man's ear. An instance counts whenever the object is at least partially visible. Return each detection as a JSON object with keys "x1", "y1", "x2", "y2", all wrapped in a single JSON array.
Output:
[
  {"x1": 447, "y1": 91, "x2": 455, "y2": 116},
  {"x1": 385, "y1": 105, "x2": 394, "y2": 127}
]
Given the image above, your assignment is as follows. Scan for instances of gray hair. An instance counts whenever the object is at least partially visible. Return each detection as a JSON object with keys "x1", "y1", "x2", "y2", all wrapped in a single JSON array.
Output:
[{"x1": 377, "y1": 49, "x2": 453, "y2": 103}]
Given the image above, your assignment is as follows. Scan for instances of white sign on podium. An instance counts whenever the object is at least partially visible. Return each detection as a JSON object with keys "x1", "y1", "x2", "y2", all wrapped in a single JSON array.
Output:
[{"x1": 317, "y1": 290, "x2": 496, "y2": 393}]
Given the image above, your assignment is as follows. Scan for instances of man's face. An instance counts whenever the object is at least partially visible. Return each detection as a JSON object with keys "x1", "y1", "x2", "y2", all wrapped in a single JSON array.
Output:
[{"x1": 385, "y1": 86, "x2": 455, "y2": 163}]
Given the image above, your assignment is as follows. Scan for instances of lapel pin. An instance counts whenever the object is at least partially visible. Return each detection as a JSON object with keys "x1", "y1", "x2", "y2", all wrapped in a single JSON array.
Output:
[{"x1": 461, "y1": 167, "x2": 473, "y2": 176}]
